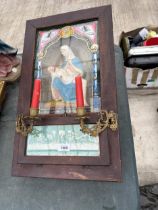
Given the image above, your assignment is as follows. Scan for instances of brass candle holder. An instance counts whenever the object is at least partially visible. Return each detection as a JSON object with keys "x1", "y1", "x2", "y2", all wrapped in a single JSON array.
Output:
[
  {"x1": 16, "y1": 107, "x2": 118, "y2": 137},
  {"x1": 30, "y1": 108, "x2": 39, "y2": 117},
  {"x1": 76, "y1": 107, "x2": 118, "y2": 137},
  {"x1": 76, "y1": 107, "x2": 86, "y2": 116},
  {"x1": 16, "y1": 114, "x2": 40, "y2": 137}
]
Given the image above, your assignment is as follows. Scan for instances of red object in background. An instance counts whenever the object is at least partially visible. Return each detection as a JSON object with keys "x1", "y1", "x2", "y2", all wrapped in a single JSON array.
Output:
[
  {"x1": 31, "y1": 79, "x2": 41, "y2": 109},
  {"x1": 75, "y1": 76, "x2": 84, "y2": 107},
  {"x1": 144, "y1": 37, "x2": 158, "y2": 46}
]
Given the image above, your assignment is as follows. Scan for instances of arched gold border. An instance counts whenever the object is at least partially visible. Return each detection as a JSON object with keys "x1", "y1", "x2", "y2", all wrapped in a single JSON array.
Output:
[{"x1": 37, "y1": 26, "x2": 98, "y2": 60}]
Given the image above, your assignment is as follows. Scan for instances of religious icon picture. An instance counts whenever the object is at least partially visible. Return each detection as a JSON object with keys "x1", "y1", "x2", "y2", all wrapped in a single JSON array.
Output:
[
  {"x1": 33, "y1": 20, "x2": 101, "y2": 115},
  {"x1": 27, "y1": 20, "x2": 102, "y2": 157}
]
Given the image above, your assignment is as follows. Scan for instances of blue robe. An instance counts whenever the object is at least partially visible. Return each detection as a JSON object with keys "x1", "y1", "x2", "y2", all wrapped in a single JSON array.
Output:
[{"x1": 52, "y1": 57, "x2": 83, "y2": 102}]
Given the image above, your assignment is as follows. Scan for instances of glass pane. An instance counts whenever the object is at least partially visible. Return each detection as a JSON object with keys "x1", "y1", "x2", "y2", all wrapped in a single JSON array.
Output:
[
  {"x1": 32, "y1": 20, "x2": 101, "y2": 114},
  {"x1": 26, "y1": 125, "x2": 100, "y2": 156}
]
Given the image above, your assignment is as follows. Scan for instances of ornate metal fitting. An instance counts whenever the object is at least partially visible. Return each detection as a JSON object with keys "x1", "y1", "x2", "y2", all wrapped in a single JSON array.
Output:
[
  {"x1": 79, "y1": 110, "x2": 118, "y2": 137},
  {"x1": 16, "y1": 110, "x2": 118, "y2": 137},
  {"x1": 16, "y1": 114, "x2": 40, "y2": 137}
]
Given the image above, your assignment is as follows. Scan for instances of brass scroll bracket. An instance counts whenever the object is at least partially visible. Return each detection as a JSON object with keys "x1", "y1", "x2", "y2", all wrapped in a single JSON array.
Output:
[
  {"x1": 16, "y1": 110, "x2": 118, "y2": 137},
  {"x1": 79, "y1": 110, "x2": 118, "y2": 137},
  {"x1": 16, "y1": 114, "x2": 40, "y2": 137}
]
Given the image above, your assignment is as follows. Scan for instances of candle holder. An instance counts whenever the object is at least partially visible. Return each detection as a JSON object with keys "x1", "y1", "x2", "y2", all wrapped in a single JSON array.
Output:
[
  {"x1": 30, "y1": 108, "x2": 39, "y2": 117},
  {"x1": 76, "y1": 107, "x2": 86, "y2": 116},
  {"x1": 16, "y1": 108, "x2": 118, "y2": 137},
  {"x1": 76, "y1": 107, "x2": 118, "y2": 137},
  {"x1": 16, "y1": 114, "x2": 40, "y2": 137}
]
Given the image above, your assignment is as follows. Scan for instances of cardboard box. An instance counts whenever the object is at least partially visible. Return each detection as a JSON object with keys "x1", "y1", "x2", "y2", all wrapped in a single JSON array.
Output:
[{"x1": 120, "y1": 26, "x2": 158, "y2": 90}]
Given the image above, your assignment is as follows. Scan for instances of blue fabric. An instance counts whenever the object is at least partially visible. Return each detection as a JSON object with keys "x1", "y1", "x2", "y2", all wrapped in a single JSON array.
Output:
[
  {"x1": 71, "y1": 57, "x2": 83, "y2": 69},
  {"x1": 62, "y1": 57, "x2": 82, "y2": 69},
  {"x1": 53, "y1": 78, "x2": 76, "y2": 101},
  {"x1": 52, "y1": 57, "x2": 83, "y2": 102}
]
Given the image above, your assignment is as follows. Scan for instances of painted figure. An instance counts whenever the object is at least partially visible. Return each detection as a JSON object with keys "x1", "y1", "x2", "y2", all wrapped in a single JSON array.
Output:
[{"x1": 48, "y1": 45, "x2": 88, "y2": 105}]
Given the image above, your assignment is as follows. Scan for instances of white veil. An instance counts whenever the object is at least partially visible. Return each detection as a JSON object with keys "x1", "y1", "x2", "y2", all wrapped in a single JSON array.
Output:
[{"x1": 60, "y1": 45, "x2": 76, "y2": 61}]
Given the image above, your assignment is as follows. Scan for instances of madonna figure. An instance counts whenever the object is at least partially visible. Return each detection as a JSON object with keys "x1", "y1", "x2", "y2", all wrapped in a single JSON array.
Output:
[{"x1": 48, "y1": 45, "x2": 88, "y2": 105}]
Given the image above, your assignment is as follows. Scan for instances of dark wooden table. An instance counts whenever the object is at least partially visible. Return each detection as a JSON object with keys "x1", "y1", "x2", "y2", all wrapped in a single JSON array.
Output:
[{"x1": 0, "y1": 46, "x2": 140, "y2": 210}]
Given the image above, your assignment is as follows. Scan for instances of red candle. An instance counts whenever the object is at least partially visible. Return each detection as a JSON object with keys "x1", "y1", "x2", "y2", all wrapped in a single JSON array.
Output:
[
  {"x1": 31, "y1": 79, "x2": 41, "y2": 109},
  {"x1": 75, "y1": 76, "x2": 84, "y2": 107}
]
